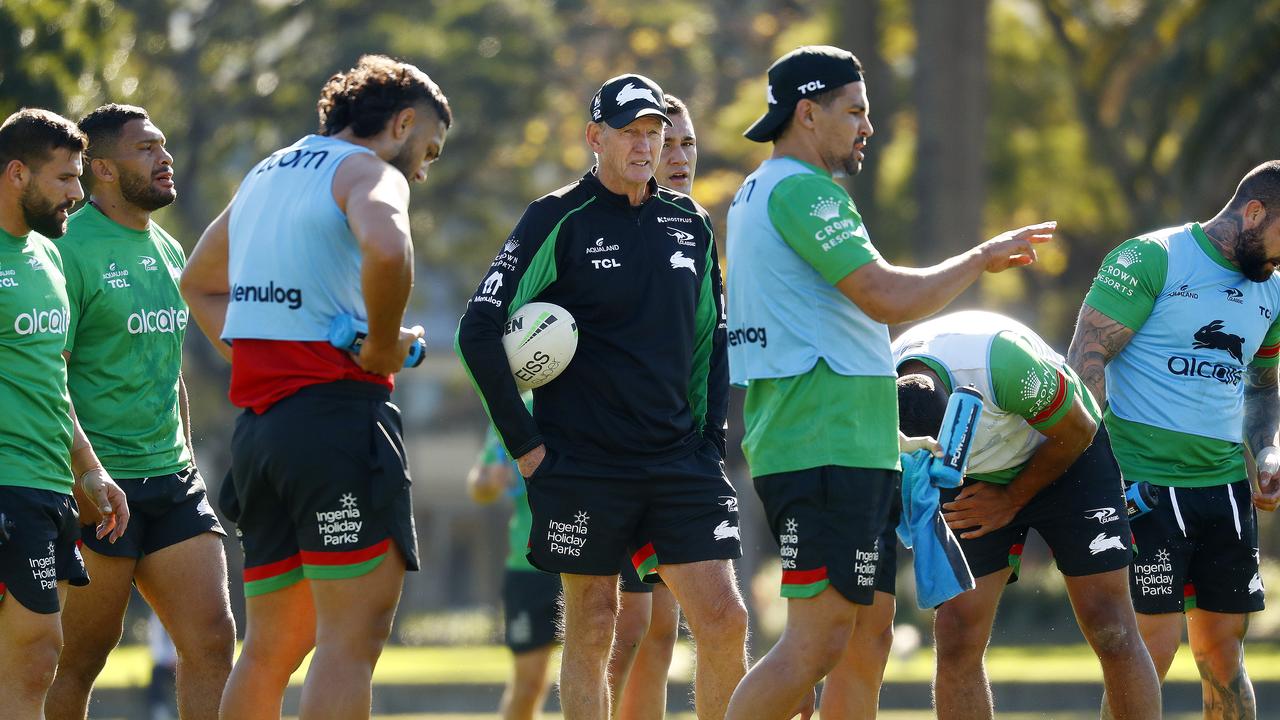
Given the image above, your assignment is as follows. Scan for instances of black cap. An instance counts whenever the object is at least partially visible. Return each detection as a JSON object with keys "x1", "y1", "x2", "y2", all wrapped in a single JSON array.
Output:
[
  {"x1": 744, "y1": 45, "x2": 864, "y2": 143},
  {"x1": 590, "y1": 74, "x2": 672, "y2": 129}
]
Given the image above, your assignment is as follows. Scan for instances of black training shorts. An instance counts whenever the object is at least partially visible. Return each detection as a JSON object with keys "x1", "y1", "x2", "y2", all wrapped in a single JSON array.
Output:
[
  {"x1": 0, "y1": 486, "x2": 88, "y2": 614},
  {"x1": 80, "y1": 466, "x2": 223, "y2": 559}
]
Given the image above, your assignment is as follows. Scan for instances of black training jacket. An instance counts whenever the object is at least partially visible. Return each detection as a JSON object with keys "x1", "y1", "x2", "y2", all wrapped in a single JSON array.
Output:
[{"x1": 456, "y1": 170, "x2": 728, "y2": 465}]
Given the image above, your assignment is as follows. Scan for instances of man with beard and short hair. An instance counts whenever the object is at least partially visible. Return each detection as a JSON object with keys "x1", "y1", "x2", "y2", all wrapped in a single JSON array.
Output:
[
  {"x1": 722, "y1": 46, "x2": 1056, "y2": 720},
  {"x1": 607, "y1": 92, "x2": 700, "y2": 720},
  {"x1": 1069, "y1": 160, "x2": 1280, "y2": 720},
  {"x1": 0, "y1": 108, "x2": 130, "y2": 720},
  {"x1": 45, "y1": 104, "x2": 234, "y2": 720},
  {"x1": 181, "y1": 55, "x2": 450, "y2": 719}
]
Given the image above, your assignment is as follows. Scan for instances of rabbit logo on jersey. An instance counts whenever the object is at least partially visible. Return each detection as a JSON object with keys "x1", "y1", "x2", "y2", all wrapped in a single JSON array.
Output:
[
  {"x1": 13, "y1": 307, "x2": 68, "y2": 336},
  {"x1": 127, "y1": 307, "x2": 189, "y2": 335}
]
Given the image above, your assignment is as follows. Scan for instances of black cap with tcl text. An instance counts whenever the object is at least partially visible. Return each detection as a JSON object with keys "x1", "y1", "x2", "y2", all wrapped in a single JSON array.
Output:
[
  {"x1": 744, "y1": 45, "x2": 864, "y2": 143},
  {"x1": 590, "y1": 74, "x2": 672, "y2": 129}
]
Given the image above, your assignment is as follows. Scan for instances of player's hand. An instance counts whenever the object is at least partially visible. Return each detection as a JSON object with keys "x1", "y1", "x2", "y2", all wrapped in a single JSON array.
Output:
[
  {"x1": 355, "y1": 325, "x2": 424, "y2": 376},
  {"x1": 1254, "y1": 446, "x2": 1280, "y2": 512},
  {"x1": 467, "y1": 464, "x2": 512, "y2": 504},
  {"x1": 942, "y1": 482, "x2": 1022, "y2": 538},
  {"x1": 77, "y1": 467, "x2": 130, "y2": 543},
  {"x1": 899, "y1": 431, "x2": 943, "y2": 457},
  {"x1": 788, "y1": 686, "x2": 817, "y2": 720},
  {"x1": 977, "y1": 221, "x2": 1056, "y2": 273},
  {"x1": 517, "y1": 445, "x2": 547, "y2": 479}
]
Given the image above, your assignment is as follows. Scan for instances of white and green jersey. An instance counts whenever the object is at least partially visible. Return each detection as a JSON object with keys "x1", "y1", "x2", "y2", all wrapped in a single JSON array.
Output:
[
  {"x1": 0, "y1": 228, "x2": 73, "y2": 493},
  {"x1": 726, "y1": 157, "x2": 898, "y2": 476},
  {"x1": 893, "y1": 311, "x2": 1101, "y2": 484},
  {"x1": 1084, "y1": 223, "x2": 1280, "y2": 487},
  {"x1": 58, "y1": 204, "x2": 191, "y2": 477}
]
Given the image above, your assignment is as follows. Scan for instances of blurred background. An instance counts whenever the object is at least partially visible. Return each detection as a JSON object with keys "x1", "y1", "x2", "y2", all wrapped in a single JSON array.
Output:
[{"x1": 4, "y1": 0, "x2": 1280, "y2": 715}]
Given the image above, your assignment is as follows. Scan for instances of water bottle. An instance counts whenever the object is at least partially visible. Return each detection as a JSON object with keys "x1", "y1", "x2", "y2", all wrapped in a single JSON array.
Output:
[
  {"x1": 1125, "y1": 481, "x2": 1159, "y2": 519},
  {"x1": 328, "y1": 314, "x2": 426, "y2": 369},
  {"x1": 929, "y1": 385, "x2": 985, "y2": 487}
]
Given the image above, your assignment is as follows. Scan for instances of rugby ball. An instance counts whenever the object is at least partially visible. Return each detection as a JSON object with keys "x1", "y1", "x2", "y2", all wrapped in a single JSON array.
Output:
[{"x1": 502, "y1": 302, "x2": 578, "y2": 390}]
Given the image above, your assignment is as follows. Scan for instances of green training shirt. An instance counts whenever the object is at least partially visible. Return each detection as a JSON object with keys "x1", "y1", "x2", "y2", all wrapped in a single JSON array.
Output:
[
  {"x1": 0, "y1": 228, "x2": 74, "y2": 493},
  {"x1": 1084, "y1": 224, "x2": 1280, "y2": 487},
  {"x1": 739, "y1": 169, "x2": 898, "y2": 477},
  {"x1": 58, "y1": 204, "x2": 191, "y2": 477}
]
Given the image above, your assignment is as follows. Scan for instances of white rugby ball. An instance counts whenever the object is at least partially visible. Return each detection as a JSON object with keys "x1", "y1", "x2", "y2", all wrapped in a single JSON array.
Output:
[{"x1": 502, "y1": 302, "x2": 578, "y2": 390}]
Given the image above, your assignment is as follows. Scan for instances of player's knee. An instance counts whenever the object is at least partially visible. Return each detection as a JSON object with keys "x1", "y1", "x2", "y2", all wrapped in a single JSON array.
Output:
[
  {"x1": 933, "y1": 608, "x2": 988, "y2": 668},
  {"x1": 1080, "y1": 614, "x2": 1138, "y2": 660},
  {"x1": 17, "y1": 629, "x2": 63, "y2": 699},
  {"x1": 572, "y1": 599, "x2": 620, "y2": 654},
  {"x1": 694, "y1": 590, "x2": 747, "y2": 646},
  {"x1": 1191, "y1": 634, "x2": 1246, "y2": 682},
  {"x1": 613, "y1": 603, "x2": 651, "y2": 649},
  {"x1": 174, "y1": 612, "x2": 236, "y2": 669}
]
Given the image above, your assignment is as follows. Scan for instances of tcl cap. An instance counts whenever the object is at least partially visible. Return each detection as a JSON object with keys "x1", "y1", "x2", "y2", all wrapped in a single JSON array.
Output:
[
  {"x1": 590, "y1": 74, "x2": 672, "y2": 129},
  {"x1": 744, "y1": 45, "x2": 863, "y2": 143}
]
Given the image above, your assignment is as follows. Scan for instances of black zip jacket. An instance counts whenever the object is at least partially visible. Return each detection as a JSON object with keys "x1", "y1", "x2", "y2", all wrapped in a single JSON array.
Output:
[{"x1": 456, "y1": 170, "x2": 728, "y2": 465}]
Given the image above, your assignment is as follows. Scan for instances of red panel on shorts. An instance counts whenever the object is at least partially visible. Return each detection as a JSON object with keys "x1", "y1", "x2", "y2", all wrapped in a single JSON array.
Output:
[
  {"x1": 243, "y1": 553, "x2": 302, "y2": 582},
  {"x1": 230, "y1": 339, "x2": 393, "y2": 413},
  {"x1": 300, "y1": 538, "x2": 390, "y2": 567}
]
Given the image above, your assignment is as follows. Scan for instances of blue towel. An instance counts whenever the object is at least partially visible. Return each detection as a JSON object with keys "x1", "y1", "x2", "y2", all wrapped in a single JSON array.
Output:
[{"x1": 896, "y1": 449, "x2": 975, "y2": 609}]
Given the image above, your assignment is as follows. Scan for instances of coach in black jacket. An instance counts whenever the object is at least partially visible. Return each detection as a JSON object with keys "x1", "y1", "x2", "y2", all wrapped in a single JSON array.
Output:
[{"x1": 456, "y1": 73, "x2": 744, "y2": 719}]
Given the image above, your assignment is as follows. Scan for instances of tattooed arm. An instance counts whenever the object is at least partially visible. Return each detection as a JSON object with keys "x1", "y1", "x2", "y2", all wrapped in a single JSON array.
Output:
[
  {"x1": 1245, "y1": 364, "x2": 1280, "y2": 511},
  {"x1": 1066, "y1": 304, "x2": 1136, "y2": 409}
]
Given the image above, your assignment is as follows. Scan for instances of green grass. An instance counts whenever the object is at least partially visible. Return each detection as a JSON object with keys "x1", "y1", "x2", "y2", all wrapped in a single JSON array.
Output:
[{"x1": 95, "y1": 641, "x2": 1280, "y2": 689}]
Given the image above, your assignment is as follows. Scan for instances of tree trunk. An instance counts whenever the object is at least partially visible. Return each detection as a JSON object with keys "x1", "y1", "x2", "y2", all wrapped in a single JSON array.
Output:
[{"x1": 912, "y1": 0, "x2": 989, "y2": 259}]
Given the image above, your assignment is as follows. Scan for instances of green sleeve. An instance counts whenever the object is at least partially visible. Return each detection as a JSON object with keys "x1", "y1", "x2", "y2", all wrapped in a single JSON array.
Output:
[
  {"x1": 989, "y1": 331, "x2": 1080, "y2": 431},
  {"x1": 1082, "y1": 237, "x2": 1167, "y2": 330},
  {"x1": 1250, "y1": 315, "x2": 1280, "y2": 367},
  {"x1": 767, "y1": 174, "x2": 880, "y2": 285}
]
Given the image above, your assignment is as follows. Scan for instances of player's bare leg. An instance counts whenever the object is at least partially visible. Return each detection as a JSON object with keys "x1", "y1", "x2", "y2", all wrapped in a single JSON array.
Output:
[
  {"x1": 136, "y1": 533, "x2": 235, "y2": 720},
  {"x1": 503, "y1": 644, "x2": 556, "y2": 720},
  {"x1": 608, "y1": 589, "x2": 652, "y2": 711},
  {"x1": 1101, "y1": 612, "x2": 1183, "y2": 719},
  {"x1": 1062, "y1": 568, "x2": 1160, "y2": 720},
  {"x1": 298, "y1": 545, "x2": 406, "y2": 719},
  {"x1": 559, "y1": 573, "x2": 620, "y2": 719},
  {"x1": 45, "y1": 552, "x2": 135, "y2": 720},
  {"x1": 658, "y1": 560, "x2": 746, "y2": 720},
  {"x1": 820, "y1": 590, "x2": 895, "y2": 719},
  {"x1": 0, "y1": 584, "x2": 68, "y2": 720},
  {"x1": 219, "y1": 580, "x2": 315, "y2": 720},
  {"x1": 726, "y1": 586, "x2": 852, "y2": 720},
  {"x1": 1188, "y1": 609, "x2": 1255, "y2": 719},
  {"x1": 618, "y1": 584, "x2": 680, "y2": 720},
  {"x1": 932, "y1": 570, "x2": 1010, "y2": 720}
]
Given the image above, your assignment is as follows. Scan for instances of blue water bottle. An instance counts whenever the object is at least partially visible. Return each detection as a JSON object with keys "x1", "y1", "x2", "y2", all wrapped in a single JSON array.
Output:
[
  {"x1": 328, "y1": 314, "x2": 426, "y2": 369},
  {"x1": 1125, "y1": 481, "x2": 1159, "y2": 519},
  {"x1": 929, "y1": 385, "x2": 985, "y2": 488}
]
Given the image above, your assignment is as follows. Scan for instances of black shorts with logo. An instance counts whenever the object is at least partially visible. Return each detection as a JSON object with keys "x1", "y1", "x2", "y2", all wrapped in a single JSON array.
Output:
[
  {"x1": 503, "y1": 568, "x2": 562, "y2": 654},
  {"x1": 524, "y1": 440, "x2": 741, "y2": 576},
  {"x1": 940, "y1": 428, "x2": 1132, "y2": 582},
  {"x1": 1128, "y1": 479, "x2": 1263, "y2": 615},
  {"x1": 874, "y1": 479, "x2": 902, "y2": 596},
  {"x1": 754, "y1": 466, "x2": 897, "y2": 605},
  {"x1": 222, "y1": 381, "x2": 420, "y2": 598},
  {"x1": 0, "y1": 486, "x2": 89, "y2": 614},
  {"x1": 80, "y1": 466, "x2": 224, "y2": 559}
]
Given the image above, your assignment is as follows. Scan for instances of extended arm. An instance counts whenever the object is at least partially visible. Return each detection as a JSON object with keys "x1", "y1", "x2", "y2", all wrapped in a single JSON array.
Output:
[
  {"x1": 1066, "y1": 304, "x2": 1135, "y2": 409},
  {"x1": 836, "y1": 222, "x2": 1056, "y2": 325}
]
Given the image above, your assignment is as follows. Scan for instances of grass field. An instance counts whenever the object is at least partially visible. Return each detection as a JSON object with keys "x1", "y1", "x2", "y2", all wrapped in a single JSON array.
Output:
[{"x1": 97, "y1": 640, "x2": 1280, "y2": 688}]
